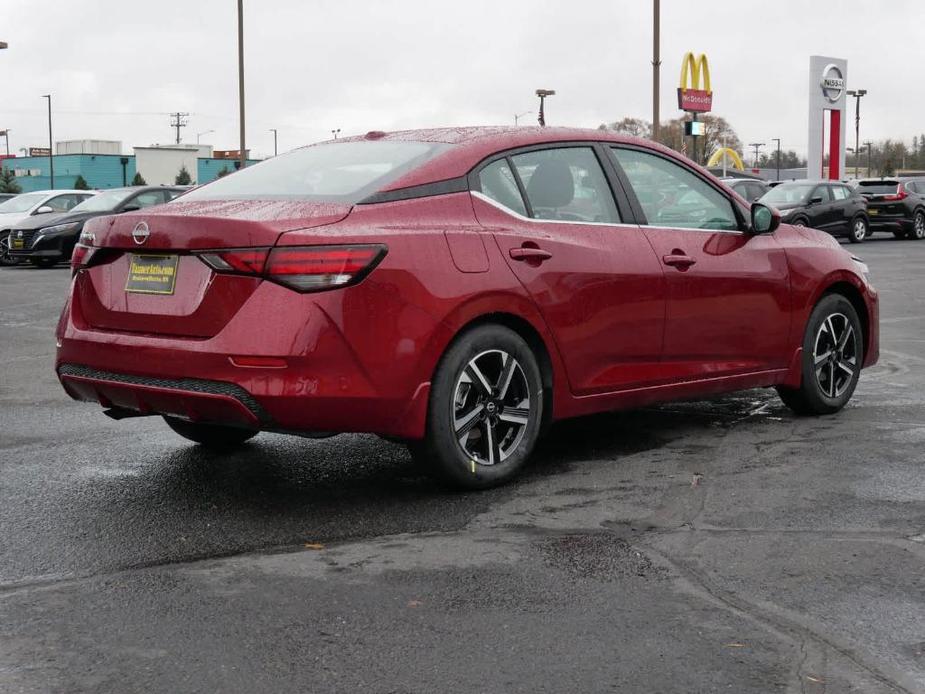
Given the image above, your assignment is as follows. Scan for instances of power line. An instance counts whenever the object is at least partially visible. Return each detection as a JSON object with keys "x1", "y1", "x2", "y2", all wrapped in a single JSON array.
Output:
[{"x1": 169, "y1": 112, "x2": 189, "y2": 144}]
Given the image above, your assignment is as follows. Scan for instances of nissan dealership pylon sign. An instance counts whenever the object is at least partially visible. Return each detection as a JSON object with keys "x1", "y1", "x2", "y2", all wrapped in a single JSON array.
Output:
[
  {"x1": 677, "y1": 52, "x2": 712, "y2": 113},
  {"x1": 808, "y1": 55, "x2": 848, "y2": 180}
]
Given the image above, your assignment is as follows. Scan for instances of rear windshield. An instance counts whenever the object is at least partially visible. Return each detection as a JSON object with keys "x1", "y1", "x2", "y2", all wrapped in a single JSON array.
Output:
[
  {"x1": 858, "y1": 181, "x2": 900, "y2": 195},
  {"x1": 179, "y1": 140, "x2": 452, "y2": 204}
]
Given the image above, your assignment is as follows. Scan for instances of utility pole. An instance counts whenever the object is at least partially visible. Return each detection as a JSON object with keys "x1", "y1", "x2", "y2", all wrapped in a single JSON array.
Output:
[
  {"x1": 748, "y1": 142, "x2": 765, "y2": 169},
  {"x1": 651, "y1": 0, "x2": 660, "y2": 141},
  {"x1": 771, "y1": 138, "x2": 781, "y2": 181},
  {"x1": 846, "y1": 89, "x2": 867, "y2": 179},
  {"x1": 41, "y1": 95, "x2": 53, "y2": 189},
  {"x1": 536, "y1": 89, "x2": 555, "y2": 127},
  {"x1": 237, "y1": 0, "x2": 246, "y2": 170},
  {"x1": 169, "y1": 112, "x2": 189, "y2": 144},
  {"x1": 863, "y1": 140, "x2": 873, "y2": 177},
  {"x1": 269, "y1": 128, "x2": 277, "y2": 156}
]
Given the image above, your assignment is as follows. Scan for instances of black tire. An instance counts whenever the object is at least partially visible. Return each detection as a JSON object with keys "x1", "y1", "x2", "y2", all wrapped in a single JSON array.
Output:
[
  {"x1": 791, "y1": 217, "x2": 809, "y2": 227},
  {"x1": 0, "y1": 232, "x2": 18, "y2": 267},
  {"x1": 893, "y1": 230, "x2": 906, "y2": 240},
  {"x1": 30, "y1": 258, "x2": 57, "y2": 268},
  {"x1": 910, "y1": 210, "x2": 925, "y2": 240},
  {"x1": 408, "y1": 324, "x2": 543, "y2": 490},
  {"x1": 776, "y1": 294, "x2": 863, "y2": 415},
  {"x1": 847, "y1": 215, "x2": 868, "y2": 243},
  {"x1": 163, "y1": 416, "x2": 258, "y2": 448}
]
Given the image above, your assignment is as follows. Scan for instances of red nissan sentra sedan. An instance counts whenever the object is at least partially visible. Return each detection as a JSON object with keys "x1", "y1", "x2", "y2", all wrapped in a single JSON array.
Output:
[{"x1": 56, "y1": 127, "x2": 878, "y2": 489}]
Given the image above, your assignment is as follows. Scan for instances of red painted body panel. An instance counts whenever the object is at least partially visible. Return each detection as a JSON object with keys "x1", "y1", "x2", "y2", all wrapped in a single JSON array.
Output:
[{"x1": 55, "y1": 128, "x2": 879, "y2": 441}]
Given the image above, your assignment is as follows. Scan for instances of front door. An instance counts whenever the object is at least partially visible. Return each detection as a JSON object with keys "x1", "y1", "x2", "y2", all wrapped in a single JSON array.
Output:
[
  {"x1": 608, "y1": 146, "x2": 792, "y2": 382},
  {"x1": 471, "y1": 145, "x2": 666, "y2": 395}
]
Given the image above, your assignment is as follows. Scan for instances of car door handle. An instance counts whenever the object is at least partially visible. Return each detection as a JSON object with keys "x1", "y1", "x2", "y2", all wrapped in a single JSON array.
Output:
[
  {"x1": 662, "y1": 253, "x2": 696, "y2": 269},
  {"x1": 509, "y1": 247, "x2": 553, "y2": 262}
]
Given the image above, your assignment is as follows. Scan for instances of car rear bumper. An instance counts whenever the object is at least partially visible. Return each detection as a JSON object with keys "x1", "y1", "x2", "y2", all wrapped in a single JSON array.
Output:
[
  {"x1": 868, "y1": 215, "x2": 910, "y2": 232},
  {"x1": 55, "y1": 279, "x2": 435, "y2": 439}
]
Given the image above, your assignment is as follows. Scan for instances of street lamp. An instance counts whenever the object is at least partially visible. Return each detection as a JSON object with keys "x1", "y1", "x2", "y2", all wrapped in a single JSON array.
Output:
[
  {"x1": 237, "y1": 0, "x2": 246, "y2": 170},
  {"x1": 748, "y1": 142, "x2": 765, "y2": 169},
  {"x1": 41, "y1": 95, "x2": 53, "y2": 189},
  {"x1": 196, "y1": 129, "x2": 215, "y2": 144},
  {"x1": 846, "y1": 89, "x2": 867, "y2": 179},
  {"x1": 535, "y1": 89, "x2": 555, "y2": 127},
  {"x1": 770, "y1": 138, "x2": 781, "y2": 181},
  {"x1": 863, "y1": 140, "x2": 873, "y2": 177},
  {"x1": 514, "y1": 111, "x2": 531, "y2": 126},
  {"x1": 269, "y1": 128, "x2": 278, "y2": 156},
  {"x1": 331, "y1": 129, "x2": 341, "y2": 139}
]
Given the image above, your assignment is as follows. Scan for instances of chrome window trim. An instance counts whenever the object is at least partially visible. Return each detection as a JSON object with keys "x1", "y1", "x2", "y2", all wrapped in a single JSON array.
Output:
[{"x1": 470, "y1": 191, "x2": 631, "y2": 228}]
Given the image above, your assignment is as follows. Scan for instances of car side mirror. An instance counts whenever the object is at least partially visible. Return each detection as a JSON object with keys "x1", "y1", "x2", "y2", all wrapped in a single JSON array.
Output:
[
  {"x1": 809, "y1": 196, "x2": 823, "y2": 205},
  {"x1": 750, "y1": 203, "x2": 780, "y2": 234},
  {"x1": 121, "y1": 204, "x2": 140, "y2": 212},
  {"x1": 33, "y1": 205, "x2": 54, "y2": 215}
]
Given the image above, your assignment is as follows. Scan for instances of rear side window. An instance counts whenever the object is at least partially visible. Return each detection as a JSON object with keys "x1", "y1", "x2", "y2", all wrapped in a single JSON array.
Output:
[
  {"x1": 477, "y1": 159, "x2": 527, "y2": 216},
  {"x1": 179, "y1": 140, "x2": 452, "y2": 204},
  {"x1": 831, "y1": 186, "x2": 849, "y2": 200},
  {"x1": 510, "y1": 147, "x2": 620, "y2": 223},
  {"x1": 611, "y1": 147, "x2": 738, "y2": 231}
]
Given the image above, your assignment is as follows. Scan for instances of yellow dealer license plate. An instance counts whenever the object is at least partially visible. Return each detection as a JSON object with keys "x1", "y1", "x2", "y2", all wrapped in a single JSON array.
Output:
[
  {"x1": 868, "y1": 208, "x2": 878, "y2": 215},
  {"x1": 11, "y1": 236, "x2": 23, "y2": 249},
  {"x1": 125, "y1": 254, "x2": 179, "y2": 295}
]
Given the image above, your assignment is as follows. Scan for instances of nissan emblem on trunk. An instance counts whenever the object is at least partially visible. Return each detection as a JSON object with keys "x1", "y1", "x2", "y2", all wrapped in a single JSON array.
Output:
[{"x1": 132, "y1": 221, "x2": 150, "y2": 245}]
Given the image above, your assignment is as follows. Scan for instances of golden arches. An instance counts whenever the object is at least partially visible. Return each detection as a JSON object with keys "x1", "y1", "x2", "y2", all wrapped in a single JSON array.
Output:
[
  {"x1": 679, "y1": 52, "x2": 711, "y2": 93},
  {"x1": 706, "y1": 148, "x2": 744, "y2": 171}
]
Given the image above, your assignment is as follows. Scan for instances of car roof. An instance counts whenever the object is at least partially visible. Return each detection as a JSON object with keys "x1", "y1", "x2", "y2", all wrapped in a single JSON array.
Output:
[{"x1": 332, "y1": 126, "x2": 690, "y2": 192}]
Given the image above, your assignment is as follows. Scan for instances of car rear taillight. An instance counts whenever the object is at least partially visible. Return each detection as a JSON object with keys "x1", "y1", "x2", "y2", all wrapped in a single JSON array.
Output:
[
  {"x1": 198, "y1": 244, "x2": 387, "y2": 293},
  {"x1": 883, "y1": 184, "x2": 908, "y2": 201},
  {"x1": 71, "y1": 244, "x2": 120, "y2": 276}
]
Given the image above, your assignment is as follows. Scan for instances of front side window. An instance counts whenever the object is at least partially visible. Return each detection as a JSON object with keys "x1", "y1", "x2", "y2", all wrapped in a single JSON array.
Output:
[
  {"x1": 611, "y1": 147, "x2": 738, "y2": 231},
  {"x1": 477, "y1": 159, "x2": 527, "y2": 216},
  {"x1": 811, "y1": 186, "x2": 831, "y2": 203},
  {"x1": 510, "y1": 147, "x2": 620, "y2": 223}
]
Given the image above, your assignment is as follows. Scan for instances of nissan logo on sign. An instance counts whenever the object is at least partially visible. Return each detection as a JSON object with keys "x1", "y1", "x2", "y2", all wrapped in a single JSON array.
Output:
[
  {"x1": 820, "y1": 63, "x2": 845, "y2": 102},
  {"x1": 132, "y1": 221, "x2": 150, "y2": 245}
]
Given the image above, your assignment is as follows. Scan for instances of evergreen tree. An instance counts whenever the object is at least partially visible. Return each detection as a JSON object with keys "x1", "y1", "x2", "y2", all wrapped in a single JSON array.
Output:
[
  {"x1": 73, "y1": 174, "x2": 90, "y2": 190},
  {"x1": 175, "y1": 165, "x2": 192, "y2": 185},
  {"x1": 216, "y1": 165, "x2": 231, "y2": 178},
  {"x1": 0, "y1": 167, "x2": 22, "y2": 194},
  {"x1": 131, "y1": 172, "x2": 147, "y2": 186}
]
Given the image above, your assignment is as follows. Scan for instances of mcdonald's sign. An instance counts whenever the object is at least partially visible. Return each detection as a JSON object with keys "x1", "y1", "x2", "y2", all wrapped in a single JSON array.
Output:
[{"x1": 677, "y1": 52, "x2": 712, "y2": 113}]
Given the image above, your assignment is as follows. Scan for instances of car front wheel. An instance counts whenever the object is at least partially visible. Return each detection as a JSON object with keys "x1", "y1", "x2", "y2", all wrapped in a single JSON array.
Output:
[
  {"x1": 409, "y1": 324, "x2": 543, "y2": 489},
  {"x1": 777, "y1": 294, "x2": 863, "y2": 415},
  {"x1": 848, "y1": 216, "x2": 868, "y2": 243},
  {"x1": 163, "y1": 416, "x2": 258, "y2": 448}
]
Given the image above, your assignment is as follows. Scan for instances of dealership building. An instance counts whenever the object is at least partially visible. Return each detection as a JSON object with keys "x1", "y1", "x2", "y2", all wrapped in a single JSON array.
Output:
[{"x1": 3, "y1": 140, "x2": 260, "y2": 191}]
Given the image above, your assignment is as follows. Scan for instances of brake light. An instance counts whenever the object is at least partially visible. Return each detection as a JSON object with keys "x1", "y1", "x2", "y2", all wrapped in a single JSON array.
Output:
[
  {"x1": 197, "y1": 244, "x2": 387, "y2": 293},
  {"x1": 883, "y1": 184, "x2": 908, "y2": 201}
]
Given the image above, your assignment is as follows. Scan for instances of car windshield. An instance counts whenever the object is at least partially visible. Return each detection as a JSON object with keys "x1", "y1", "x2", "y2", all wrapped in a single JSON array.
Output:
[
  {"x1": 179, "y1": 140, "x2": 452, "y2": 204},
  {"x1": 71, "y1": 189, "x2": 131, "y2": 213},
  {"x1": 0, "y1": 192, "x2": 46, "y2": 213},
  {"x1": 857, "y1": 181, "x2": 900, "y2": 195},
  {"x1": 761, "y1": 183, "x2": 815, "y2": 204}
]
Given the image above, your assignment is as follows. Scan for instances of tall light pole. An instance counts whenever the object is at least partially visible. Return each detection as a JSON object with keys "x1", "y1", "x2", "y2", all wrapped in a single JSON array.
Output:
[
  {"x1": 863, "y1": 140, "x2": 873, "y2": 177},
  {"x1": 237, "y1": 0, "x2": 246, "y2": 170},
  {"x1": 535, "y1": 89, "x2": 555, "y2": 127},
  {"x1": 652, "y1": 0, "x2": 660, "y2": 140},
  {"x1": 41, "y1": 95, "x2": 54, "y2": 189},
  {"x1": 514, "y1": 111, "x2": 531, "y2": 126},
  {"x1": 748, "y1": 142, "x2": 765, "y2": 169},
  {"x1": 771, "y1": 138, "x2": 781, "y2": 181},
  {"x1": 196, "y1": 129, "x2": 215, "y2": 144},
  {"x1": 846, "y1": 89, "x2": 867, "y2": 179},
  {"x1": 269, "y1": 128, "x2": 278, "y2": 156}
]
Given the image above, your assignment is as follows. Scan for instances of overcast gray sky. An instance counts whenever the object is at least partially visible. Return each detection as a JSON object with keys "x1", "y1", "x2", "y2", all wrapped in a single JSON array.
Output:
[{"x1": 2, "y1": 0, "x2": 923, "y2": 159}]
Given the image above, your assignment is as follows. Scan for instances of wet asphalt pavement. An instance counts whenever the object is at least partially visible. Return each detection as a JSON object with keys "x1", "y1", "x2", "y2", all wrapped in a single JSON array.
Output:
[{"x1": 1, "y1": 238, "x2": 924, "y2": 693}]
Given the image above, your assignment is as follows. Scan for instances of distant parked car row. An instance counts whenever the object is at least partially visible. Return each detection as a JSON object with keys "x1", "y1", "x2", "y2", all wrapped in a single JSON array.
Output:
[
  {"x1": 0, "y1": 186, "x2": 184, "y2": 267},
  {"x1": 721, "y1": 176, "x2": 925, "y2": 244}
]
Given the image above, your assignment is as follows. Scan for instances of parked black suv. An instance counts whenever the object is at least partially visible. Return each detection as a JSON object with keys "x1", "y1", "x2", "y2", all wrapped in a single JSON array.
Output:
[
  {"x1": 720, "y1": 177, "x2": 771, "y2": 202},
  {"x1": 8, "y1": 186, "x2": 184, "y2": 267},
  {"x1": 759, "y1": 180, "x2": 869, "y2": 243},
  {"x1": 856, "y1": 178, "x2": 925, "y2": 240}
]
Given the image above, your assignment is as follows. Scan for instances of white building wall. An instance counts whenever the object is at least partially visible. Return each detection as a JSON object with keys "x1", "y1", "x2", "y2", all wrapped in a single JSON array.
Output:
[
  {"x1": 57, "y1": 139, "x2": 122, "y2": 155},
  {"x1": 133, "y1": 146, "x2": 200, "y2": 185}
]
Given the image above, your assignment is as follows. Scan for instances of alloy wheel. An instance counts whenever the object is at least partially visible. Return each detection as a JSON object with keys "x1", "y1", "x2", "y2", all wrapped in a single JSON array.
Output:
[
  {"x1": 452, "y1": 349, "x2": 531, "y2": 466},
  {"x1": 914, "y1": 212, "x2": 925, "y2": 240},
  {"x1": 852, "y1": 218, "x2": 867, "y2": 242},
  {"x1": 813, "y1": 312, "x2": 858, "y2": 399}
]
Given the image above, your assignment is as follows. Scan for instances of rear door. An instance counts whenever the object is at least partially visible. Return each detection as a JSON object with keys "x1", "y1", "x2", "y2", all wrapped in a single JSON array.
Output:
[
  {"x1": 471, "y1": 144, "x2": 666, "y2": 395},
  {"x1": 608, "y1": 145, "x2": 791, "y2": 381}
]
